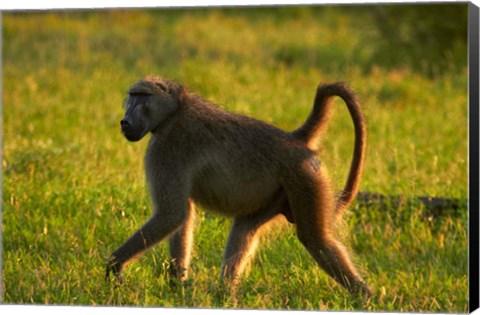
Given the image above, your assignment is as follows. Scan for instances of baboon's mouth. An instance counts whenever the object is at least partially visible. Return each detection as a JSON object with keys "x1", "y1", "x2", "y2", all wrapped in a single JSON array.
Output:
[{"x1": 121, "y1": 128, "x2": 143, "y2": 142}]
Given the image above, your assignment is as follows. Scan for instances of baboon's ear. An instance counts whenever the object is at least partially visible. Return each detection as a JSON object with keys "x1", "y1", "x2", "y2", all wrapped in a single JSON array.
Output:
[
  {"x1": 154, "y1": 82, "x2": 169, "y2": 93},
  {"x1": 165, "y1": 82, "x2": 185, "y2": 100}
]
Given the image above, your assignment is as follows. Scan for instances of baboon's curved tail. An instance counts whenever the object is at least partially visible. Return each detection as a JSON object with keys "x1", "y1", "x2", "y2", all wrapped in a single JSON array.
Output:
[{"x1": 293, "y1": 82, "x2": 367, "y2": 214}]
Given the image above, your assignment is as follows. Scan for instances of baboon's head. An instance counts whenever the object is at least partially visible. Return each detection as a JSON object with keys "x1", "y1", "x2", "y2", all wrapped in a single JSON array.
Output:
[{"x1": 121, "y1": 77, "x2": 180, "y2": 142}]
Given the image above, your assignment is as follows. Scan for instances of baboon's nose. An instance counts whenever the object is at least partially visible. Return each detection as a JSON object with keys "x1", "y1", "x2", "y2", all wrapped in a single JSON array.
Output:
[{"x1": 120, "y1": 119, "x2": 130, "y2": 129}]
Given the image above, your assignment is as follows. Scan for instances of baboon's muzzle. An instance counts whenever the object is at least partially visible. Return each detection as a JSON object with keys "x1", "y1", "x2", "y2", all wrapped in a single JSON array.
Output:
[{"x1": 120, "y1": 119, "x2": 143, "y2": 142}]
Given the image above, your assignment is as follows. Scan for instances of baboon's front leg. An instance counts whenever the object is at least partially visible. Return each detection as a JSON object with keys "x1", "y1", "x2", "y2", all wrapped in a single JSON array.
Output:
[
  {"x1": 169, "y1": 200, "x2": 196, "y2": 282},
  {"x1": 106, "y1": 201, "x2": 189, "y2": 282}
]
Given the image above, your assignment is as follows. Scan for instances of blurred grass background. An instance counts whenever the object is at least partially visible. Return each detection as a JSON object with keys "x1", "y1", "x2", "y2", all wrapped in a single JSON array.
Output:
[{"x1": 2, "y1": 3, "x2": 469, "y2": 312}]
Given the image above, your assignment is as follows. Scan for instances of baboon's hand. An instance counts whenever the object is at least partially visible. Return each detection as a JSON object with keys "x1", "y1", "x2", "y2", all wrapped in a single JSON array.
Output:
[
  {"x1": 105, "y1": 256, "x2": 123, "y2": 284},
  {"x1": 350, "y1": 282, "x2": 373, "y2": 300}
]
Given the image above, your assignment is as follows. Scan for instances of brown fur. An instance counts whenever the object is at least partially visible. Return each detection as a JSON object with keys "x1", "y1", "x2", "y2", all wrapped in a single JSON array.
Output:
[{"x1": 106, "y1": 76, "x2": 371, "y2": 297}]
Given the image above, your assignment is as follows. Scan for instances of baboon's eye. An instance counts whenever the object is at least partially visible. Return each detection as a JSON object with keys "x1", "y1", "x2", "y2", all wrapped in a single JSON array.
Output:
[
  {"x1": 129, "y1": 94, "x2": 151, "y2": 107},
  {"x1": 124, "y1": 94, "x2": 149, "y2": 111},
  {"x1": 155, "y1": 82, "x2": 168, "y2": 93},
  {"x1": 129, "y1": 92, "x2": 150, "y2": 97}
]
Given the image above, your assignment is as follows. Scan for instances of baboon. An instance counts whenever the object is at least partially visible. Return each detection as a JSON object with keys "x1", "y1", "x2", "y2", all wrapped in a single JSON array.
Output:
[{"x1": 106, "y1": 76, "x2": 371, "y2": 297}]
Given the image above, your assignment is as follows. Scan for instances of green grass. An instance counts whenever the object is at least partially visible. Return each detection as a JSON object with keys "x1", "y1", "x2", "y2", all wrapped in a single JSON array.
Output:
[{"x1": 2, "y1": 6, "x2": 468, "y2": 312}]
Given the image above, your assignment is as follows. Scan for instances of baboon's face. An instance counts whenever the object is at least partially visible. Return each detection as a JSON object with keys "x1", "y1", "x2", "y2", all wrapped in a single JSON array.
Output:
[{"x1": 121, "y1": 80, "x2": 178, "y2": 142}]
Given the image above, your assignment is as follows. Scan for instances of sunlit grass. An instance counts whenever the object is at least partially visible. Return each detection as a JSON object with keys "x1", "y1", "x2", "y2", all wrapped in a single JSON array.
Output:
[{"x1": 2, "y1": 7, "x2": 468, "y2": 312}]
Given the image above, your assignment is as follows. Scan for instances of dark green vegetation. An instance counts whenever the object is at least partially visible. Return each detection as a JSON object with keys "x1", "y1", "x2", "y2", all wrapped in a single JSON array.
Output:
[{"x1": 2, "y1": 4, "x2": 468, "y2": 312}]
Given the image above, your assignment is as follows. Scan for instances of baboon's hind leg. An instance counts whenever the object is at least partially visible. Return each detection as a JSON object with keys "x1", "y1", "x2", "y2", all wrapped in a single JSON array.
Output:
[
  {"x1": 221, "y1": 217, "x2": 261, "y2": 289},
  {"x1": 221, "y1": 194, "x2": 286, "y2": 289},
  {"x1": 169, "y1": 200, "x2": 196, "y2": 282},
  {"x1": 286, "y1": 168, "x2": 372, "y2": 297}
]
